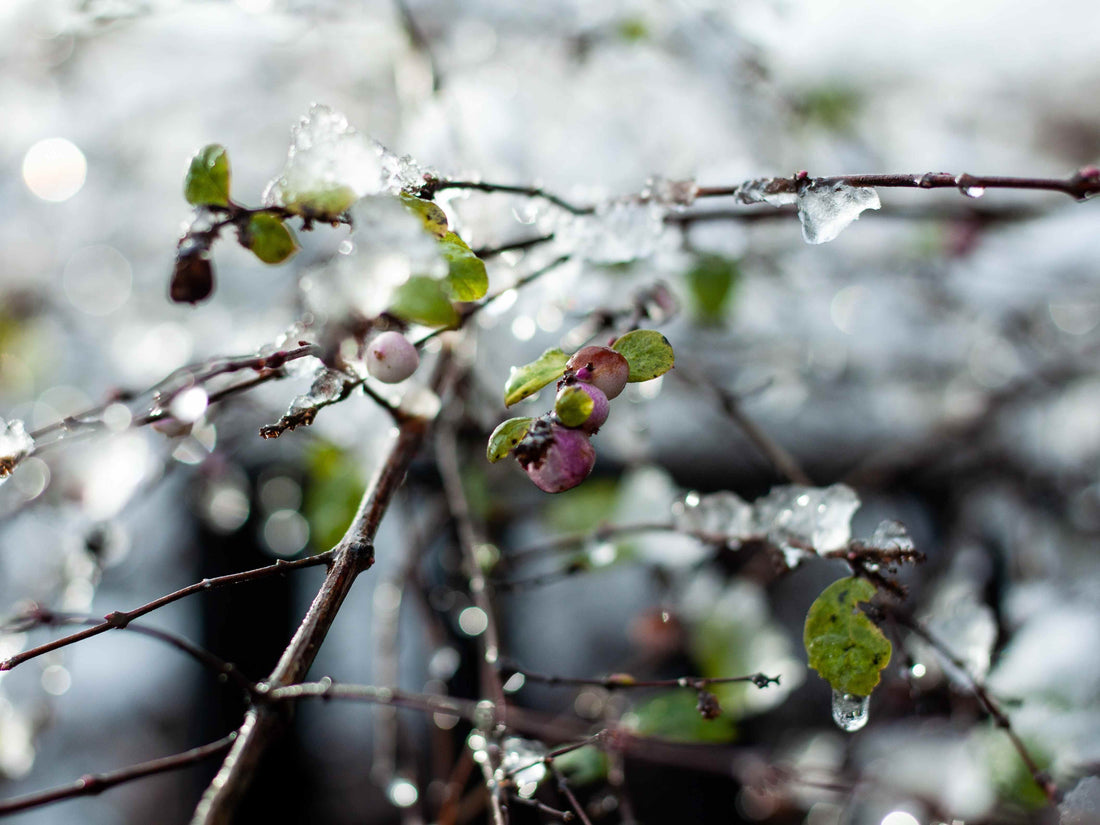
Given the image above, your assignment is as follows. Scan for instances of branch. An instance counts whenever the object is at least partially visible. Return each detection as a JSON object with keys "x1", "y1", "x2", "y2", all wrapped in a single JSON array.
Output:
[
  {"x1": 0, "y1": 734, "x2": 237, "y2": 816},
  {"x1": 1, "y1": 552, "x2": 334, "y2": 672},
  {"x1": 503, "y1": 662, "x2": 780, "y2": 692},
  {"x1": 190, "y1": 353, "x2": 453, "y2": 825},
  {"x1": 893, "y1": 610, "x2": 1061, "y2": 804}
]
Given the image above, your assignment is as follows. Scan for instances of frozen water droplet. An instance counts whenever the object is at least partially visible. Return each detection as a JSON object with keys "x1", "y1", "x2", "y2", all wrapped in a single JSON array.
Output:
[
  {"x1": 0, "y1": 419, "x2": 35, "y2": 482},
  {"x1": 869, "y1": 520, "x2": 914, "y2": 552},
  {"x1": 831, "y1": 690, "x2": 869, "y2": 732},
  {"x1": 672, "y1": 491, "x2": 753, "y2": 541},
  {"x1": 501, "y1": 737, "x2": 547, "y2": 798},
  {"x1": 797, "y1": 182, "x2": 880, "y2": 244},
  {"x1": 644, "y1": 176, "x2": 699, "y2": 209},
  {"x1": 963, "y1": 186, "x2": 985, "y2": 199}
]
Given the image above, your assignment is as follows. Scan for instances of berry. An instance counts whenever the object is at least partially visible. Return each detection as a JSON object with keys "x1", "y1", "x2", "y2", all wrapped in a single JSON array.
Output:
[
  {"x1": 366, "y1": 331, "x2": 419, "y2": 383},
  {"x1": 515, "y1": 420, "x2": 596, "y2": 494},
  {"x1": 565, "y1": 345, "x2": 629, "y2": 400},
  {"x1": 556, "y1": 380, "x2": 609, "y2": 434}
]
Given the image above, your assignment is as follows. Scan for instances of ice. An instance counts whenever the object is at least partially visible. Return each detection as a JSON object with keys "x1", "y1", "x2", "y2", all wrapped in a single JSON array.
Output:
[
  {"x1": 289, "y1": 368, "x2": 346, "y2": 413},
  {"x1": 752, "y1": 484, "x2": 860, "y2": 564},
  {"x1": 644, "y1": 176, "x2": 699, "y2": 209},
  {"x1": 796, "y1": 181, "x2": 880, "y2": 244},
  {"x1": 868, "y1": 520, "x2": 914, "y2": 552},
  {"x1": 831, "y1": 690, "x2": 869, "y2": 732},
  {"x1": 262, "y1": 104, "x2": 421, "y2": 215},
  {"x1": 552, "y1": 199, "x2": 671, "y2": 264},
  {"x1": 0, "y1": 420, "x2": 35, "y2": 483},
  {"x1": 1061, "y1": 776, "x2": 1100, "y2": 825},
  {"x1": 671, "y1": 490, "x2": 753, "y2": 543},
  {"x1": 736, "y1": 178, "x2": 798, "y2": 207},
  {"x1": 500, "y1": 737, "x2": 547, "y2": 798}
]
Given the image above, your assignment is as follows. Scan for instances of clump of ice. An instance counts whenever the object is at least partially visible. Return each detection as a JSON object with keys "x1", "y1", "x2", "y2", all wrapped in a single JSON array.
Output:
[
  {"x1": 868, "y1": 519, "x2": 915, "y2": 552},
  {"x1": 736, "y1": 178, "x2": 798, "y2": 207},
  {"x1": 500, "y1": 737, "x2": 547, "y2": 798},
  {"x1": 552, "y1": 199, "x2": 672, "y2": 264},
  {"x1": 796, "y1": 181, "x2": 880, "y2": 244},
  {"x1": 262, "y1": 104, "x2": 424, "y2": 217},
  {"x1": 672, "y1": 490, "x2": 753, "y2": 542},
  {"x1": 0, "y1": 420, "x2": 34, "y2": 483},
  {"x1": 644, "y1": 176, "x2": 699, "y2": 209},
  {"x1": 753, "y1": 483, "x2": 860, "y2": 566}
]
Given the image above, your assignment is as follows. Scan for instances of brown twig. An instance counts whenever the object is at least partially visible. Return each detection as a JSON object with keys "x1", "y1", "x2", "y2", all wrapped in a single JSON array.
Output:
[
  {"x1": 1, "y1": 552, "x2": 334, "y2": 672},
  {"x1": 0, "y1": 734, "x2": 237, "y2": 816}
]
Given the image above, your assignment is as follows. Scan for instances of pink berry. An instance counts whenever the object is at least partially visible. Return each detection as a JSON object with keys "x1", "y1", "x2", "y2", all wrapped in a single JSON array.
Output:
[
  {"x1": 565, "y1": 346, "x2": 629, "y2": 400},
  {"x1": 515, "y1": 420, "x2": 596, "y2": 494},
  {"x1": 366, "y1": 331, "x2": 419, "y2": 383}
]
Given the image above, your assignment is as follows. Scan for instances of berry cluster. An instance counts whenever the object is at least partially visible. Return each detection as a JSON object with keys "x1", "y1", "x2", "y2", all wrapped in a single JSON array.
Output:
[{"x1": 514, "y1": 346, "x2": 629, "y2": 493}]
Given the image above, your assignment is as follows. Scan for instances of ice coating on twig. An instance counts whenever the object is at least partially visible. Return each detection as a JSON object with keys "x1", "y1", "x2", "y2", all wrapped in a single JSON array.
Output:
[
  {"x1": 796, "y1": 181, "x2": 880, "y2": 244},
  {"x1": 753, "y1": 483, "x2": 860, "y2": 566},
  {"x1": 553, "y1": 199, "x2": 672, "y2": 263},
  {"x1": 672, "y1": 490, "x2": 753, "y2": 541},
  {"x1": 0, "y1": 419, "x2": 34, "y2": 483}
]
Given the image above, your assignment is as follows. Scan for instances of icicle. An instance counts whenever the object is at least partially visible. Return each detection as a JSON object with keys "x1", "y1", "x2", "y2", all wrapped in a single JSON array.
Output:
[{"x1": 831, "y1": 690, "x2": 869, "y2": 732}]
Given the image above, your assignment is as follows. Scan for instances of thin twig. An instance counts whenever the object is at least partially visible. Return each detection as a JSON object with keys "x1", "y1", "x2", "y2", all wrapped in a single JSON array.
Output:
[
  {"x1": 0, "y1": 734, "x2": 237, "y2": 816},
  {"x1": 505, "y1": 661, "x2": 779, "y2": 692},
  {"x1": 1, "y1": 552, "x2": 334, "y2": 672}
]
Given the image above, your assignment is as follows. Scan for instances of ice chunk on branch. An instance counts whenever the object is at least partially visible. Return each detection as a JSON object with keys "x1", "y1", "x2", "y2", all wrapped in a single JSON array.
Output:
[{"x1": 796, "y1": 181, "x2": 880, "y2": 244}]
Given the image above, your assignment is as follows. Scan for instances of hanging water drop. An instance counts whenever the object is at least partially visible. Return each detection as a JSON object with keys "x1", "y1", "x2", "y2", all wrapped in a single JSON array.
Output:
[
  {"x1": 831, "y1": 690, "x2": 869, "y2": 732},
  {"x1": 963, "y1": 186, "x2": 985, "y2": 199}
]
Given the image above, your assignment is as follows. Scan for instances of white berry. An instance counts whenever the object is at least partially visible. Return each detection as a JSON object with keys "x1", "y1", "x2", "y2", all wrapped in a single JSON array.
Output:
[{"x1": 366, "y1": 331, "x2": 419, "y2": 383}]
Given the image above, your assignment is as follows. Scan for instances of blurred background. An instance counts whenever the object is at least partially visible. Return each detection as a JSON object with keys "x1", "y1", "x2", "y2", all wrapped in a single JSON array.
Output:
[{"x1": 2, "y1": 0, "x2": 1100, "y2": 823}]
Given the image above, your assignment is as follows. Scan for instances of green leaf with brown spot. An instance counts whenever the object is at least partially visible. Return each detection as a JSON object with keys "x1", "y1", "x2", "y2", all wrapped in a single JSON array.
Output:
[
  {"x1": 244, "y1": 213, "x2": 298, "y2": 264},
  {"x1": 184, "y1": 144, "x2": 231, "y2": 207},
  {"x1": 504, "y1": 348, "x2": 569, "y2": 407},
  {"x1": 486, "y1": 417, "x2": 534, "y2": 463},
  {"x1": 803, "y1": 577, "x2": 892, "y2": 696},
  {"x1": 611, "y1": 329, "x2": 675, "y2": 382},
  {"x1": 401, "y1": 194, "x2": 449, "y2": 238}
]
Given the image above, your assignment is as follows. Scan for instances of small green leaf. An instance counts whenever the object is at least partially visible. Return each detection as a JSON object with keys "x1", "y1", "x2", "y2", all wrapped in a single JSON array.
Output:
[
  {"x1": 803, "y1": 577, "x2": 892, "y2": 696},
  {"x1": 388, "y1": 275, "x2": 460, "y2": 328},
  {"x1": 685, "y1": 255, "x2": 739, "y2": 323},
  {"x1": 555, "y1": 386, "x2": 594, "y2": 427},
  {"x1": 486, "y1": 417, "x2": 534, "y2": 463},
  {"x1": 245, "y1": 213, "x2": 298, "y2": 264},
  {"x1": 504, "y1": 348, "x2": 569, "y2": 407},
  {"x1": 611, "y1": 329, "x2": 675, "y2": 382},
  {"x1": 401, "y1": 194, "x2": 449, "y2": 238},
  {"x1": 440, "y1": 232, "x2": 488, "y2": 301},
  {"x1": 184, "y1": 144, "x2": 231, "y2": 207}
]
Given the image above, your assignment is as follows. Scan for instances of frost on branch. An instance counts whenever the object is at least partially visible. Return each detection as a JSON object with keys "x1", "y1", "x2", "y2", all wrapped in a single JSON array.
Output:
[
  {"x1": 796, "y1": 181, "x2": 880, "y2": 244},
  {"x1": 0, "y1": 419, "x2": 34, "y2": 482},
  {"x1": 262, "y1": 104, "x2": 424, "y2": 219},
  {"x1": 552, "y1": 199, "x2": 673, "y2": 264}
]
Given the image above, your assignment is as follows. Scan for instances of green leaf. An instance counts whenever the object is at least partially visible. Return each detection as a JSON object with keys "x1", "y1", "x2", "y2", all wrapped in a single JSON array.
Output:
[
  {"x1": 611, "y1": 329, "x2": 675, "y2": 382},
  {"x1": 554, "y1": 386, "x2": 594, "y2": 428},
  {"x1": 627, "y1": 690, "x2": 737, "y2": 744},
  {"x1": 803, "y1": 577, "x2": 892, "y2": 696},
  {"x1": 245, "y1": 213, "x2": 298, "y2": 264},
  {"x1": 503, "y1": 348, "x2": 569, "y2": 407},
  {"x1": 283, "y1": 185, "x2": 357, "y2": 219},
  {"x1": 553, "y1": 747, "x2": 609, "y2": 786},
  {"x1": 486, "y1": 417, "x2": 534, "y2": 463},
  {"x1": 685, "y1": 255, "x2": 739, "y2": 323},
  {"x1": 388, "y1": 275, "x2": 460, "y2": 328},
  {"x1": 440, "y1": 232, "x2": 489, "y2": 301},
  {"x1": 544, "y1": 477, "x2": 619, "y2": 534},
  {"x1": 184, "y1": 144, "x2": 231, "y2": 207},
  {"x1": 400, "y1": 194, "x2": 449, "y2": 238}
]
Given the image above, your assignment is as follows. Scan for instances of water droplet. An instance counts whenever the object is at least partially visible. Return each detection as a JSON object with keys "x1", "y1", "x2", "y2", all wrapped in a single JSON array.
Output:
[
  {"x1": 963, "y1": 186, "x2": 985, "y2": 199},
  {"x1": 830, "y1": 690, "x2": 869, "y2": 732}
]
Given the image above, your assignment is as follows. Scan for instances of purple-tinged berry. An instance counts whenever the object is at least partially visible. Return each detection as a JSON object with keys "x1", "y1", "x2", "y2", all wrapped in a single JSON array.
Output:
[
  {"x1": 366, "y1": 331, "x2": 419, "y2": 383},
  {"x1": 565, "y1": 345, "x2": 629, "y2": 400},
  {"x1": 514, "y1": 419, "x2": 595, "y2": 494},
  {"x1": 556, "y1": 380, "x2": 609, "y2": 434}
]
